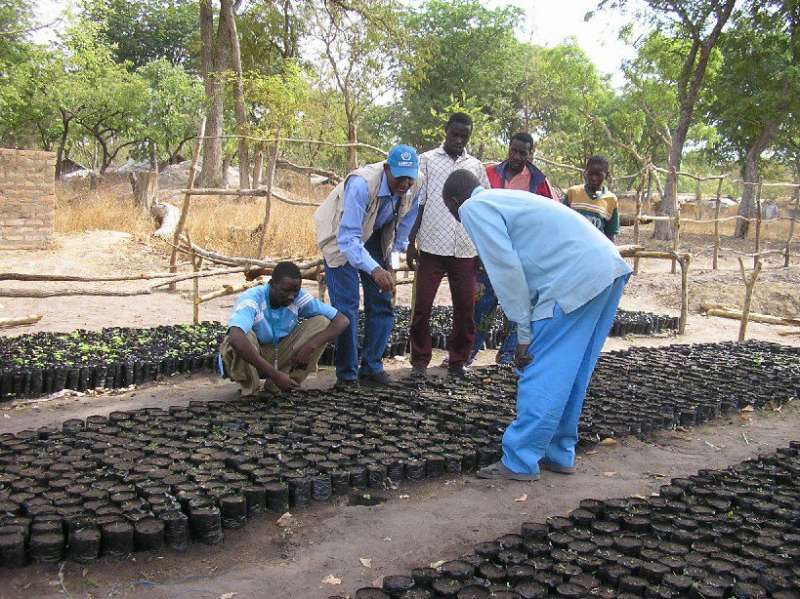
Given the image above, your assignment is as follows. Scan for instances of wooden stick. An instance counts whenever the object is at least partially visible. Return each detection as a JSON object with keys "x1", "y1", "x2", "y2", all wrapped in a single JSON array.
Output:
[
  {"x1": 191, "y1": 243, "x2": 203, "y2": 325},
  {"x1": 169, "y1": 118, "x2": 205, "y2": 290},
  {"x1": 198, "y1": 135, "x2": 387, "y2": 156},
  {"x1": 671, "y1": 210, "x2": 680, "y2": 274},
  {"x1": 777, "y1": 329, "x2": 800, "y2": 336},
  {"x1": 754, "y1": 181, "x2": 763, "y2": 269},
  {"x1": 784, "y1": 185, "x2": 799, "y2": 268},
  {"x1": 0, "y1": 314, "x2": 43, "y2": 329},
  {"x1": 198, "y1": 278, "x2": 263, "y2": 303},
  {"x1": 177, "y1": 237, "x2": 322, "y2": 270},
  {"x1": 257, "y1": 140, "x2": 280, "y2": 259},
  {"x1": 679, "y1": 254, "x2": 690, "y2": 335},
  {"x1": 738, "y1": 257, "x2": 762, "y2": 342},
  {"x1": 712, "y1": 177, "x2": 723, "y2": 270},
  {"x1": 703, "y1": 307, "x2": 800, "y2": 327},
  {"x1": 634, "y1": 172, "x2": 648, "y2": 275},
  {"x1": 276, "y1": 158, "x2": 342, "y2": 183},
  {"x1": 0, "y1": 288, "x2": 152, "y2": 298},
  {"x1": 0, "y1": 266, "x2": 249, "y2": 284},
  {"x1": 162, "y1": 186, "x2": 321, "y2": 207},
  {"x1": 148, "y1": 267, "x2": 249, "y2": 288}
]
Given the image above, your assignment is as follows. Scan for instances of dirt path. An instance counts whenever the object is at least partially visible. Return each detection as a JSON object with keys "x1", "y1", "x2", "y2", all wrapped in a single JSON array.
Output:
[{"x1": 0, "y1": 396, "x2": 796, "y2": 599}]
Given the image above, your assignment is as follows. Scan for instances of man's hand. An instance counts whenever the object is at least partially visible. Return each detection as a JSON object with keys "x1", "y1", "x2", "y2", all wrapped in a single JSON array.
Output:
[
  {"x1": 406, "y1": 243, "x2": 418, "y2": 270},
  {"x1": 371, "y1": 266, "x2": 395, "y2": 294},
  {"x1": 292, "y1": 341, "x2": 318, "y2": 368},
  {"x1": 514, "y1": 343, "x2": 532, "y2": 370},
  {"x1": 271, "y1": 371, "x2": 300, "y2": 391}
]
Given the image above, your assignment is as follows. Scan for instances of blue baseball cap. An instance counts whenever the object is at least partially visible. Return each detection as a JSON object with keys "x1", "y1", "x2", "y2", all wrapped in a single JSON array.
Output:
[{"x1": 386, "y1": 144, "x2": 419, "y2": 180}]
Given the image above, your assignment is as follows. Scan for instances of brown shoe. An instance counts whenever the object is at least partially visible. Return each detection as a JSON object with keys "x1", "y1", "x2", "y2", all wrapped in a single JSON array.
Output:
[{"x1": 540, "y1": 460, "x2": 576, "y2": 475}]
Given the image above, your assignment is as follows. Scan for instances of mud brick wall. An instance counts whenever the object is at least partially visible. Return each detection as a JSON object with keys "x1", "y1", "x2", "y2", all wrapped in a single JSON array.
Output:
[{"x1": 0, "y1": 148, "x2": 56, "y2": 249}]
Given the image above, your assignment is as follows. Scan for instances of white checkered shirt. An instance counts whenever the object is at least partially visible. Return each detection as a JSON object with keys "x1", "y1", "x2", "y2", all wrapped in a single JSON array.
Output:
[{"x1": 416, "y1": 146, "x2": 490, "y2": 258}]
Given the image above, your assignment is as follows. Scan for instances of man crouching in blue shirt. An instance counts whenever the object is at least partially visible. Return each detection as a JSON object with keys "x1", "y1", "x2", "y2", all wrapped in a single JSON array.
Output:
[
  {"x1": 219, "y1": 261, "x2": 349, "y2": 396},
  {"x1": 441, "y1": 170, "x2": 631, "y2": 481}
]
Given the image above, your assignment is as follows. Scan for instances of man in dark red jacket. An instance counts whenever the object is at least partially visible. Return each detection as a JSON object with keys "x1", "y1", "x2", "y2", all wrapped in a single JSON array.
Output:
[{"x1": 469, "y1": 132, "x2": 557, "y2": 365}]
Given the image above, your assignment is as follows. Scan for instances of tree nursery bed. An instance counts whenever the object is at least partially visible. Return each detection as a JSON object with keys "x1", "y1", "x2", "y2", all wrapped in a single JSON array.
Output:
[{"x1": 0, "y1": 341, "x2": 797, "y2": 570}]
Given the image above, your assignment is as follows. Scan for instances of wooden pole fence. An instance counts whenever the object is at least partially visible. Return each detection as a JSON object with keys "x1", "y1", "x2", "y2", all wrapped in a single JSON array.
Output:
[{"x1": 712, "y1": 177, "x2": 723, "y2": 270}]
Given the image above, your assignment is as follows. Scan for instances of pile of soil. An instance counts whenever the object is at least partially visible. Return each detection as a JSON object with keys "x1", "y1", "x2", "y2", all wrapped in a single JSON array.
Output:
[
  {"x1": 351, "y1": 443, "x2": 800, "y2": 598},
  {"x1": 0, "y1": 341, "x2": 797, "y2": 567}
]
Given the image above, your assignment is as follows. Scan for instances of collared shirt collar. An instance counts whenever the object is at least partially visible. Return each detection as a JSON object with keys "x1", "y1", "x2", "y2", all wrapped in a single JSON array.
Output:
[
  {"x1": 378, "y1": 170, "x2": 396, "y2": 199},
  {"x1": 435, "y1": 144, "x2": 467, "y2": 161},
  {"x1": 584, "y1": 183, "x2": 608, "y2": 199}
]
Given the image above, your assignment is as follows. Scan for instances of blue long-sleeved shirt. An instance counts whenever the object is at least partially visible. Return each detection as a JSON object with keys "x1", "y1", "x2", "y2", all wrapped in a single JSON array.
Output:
[
  {"x1": 459, "y1": 187, "x2": 632, "y2": 344},
  {"x1": 337, "y1": 173, "x2": 420, "y2": 273}
]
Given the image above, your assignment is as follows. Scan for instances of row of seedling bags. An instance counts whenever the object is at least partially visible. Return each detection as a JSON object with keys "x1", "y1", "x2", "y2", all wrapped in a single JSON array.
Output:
[
  {"x1": 0, "y1": 306, "x2": 680, "y2": 400},
  {"x1": 345, "y1": 443, "x2": 800, "y2": 598}
]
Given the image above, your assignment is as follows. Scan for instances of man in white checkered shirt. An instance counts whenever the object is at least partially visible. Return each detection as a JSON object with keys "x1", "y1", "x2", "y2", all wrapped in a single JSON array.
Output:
[{"x1": 407, "y1": 113, "x2": 490, "y2": 379}]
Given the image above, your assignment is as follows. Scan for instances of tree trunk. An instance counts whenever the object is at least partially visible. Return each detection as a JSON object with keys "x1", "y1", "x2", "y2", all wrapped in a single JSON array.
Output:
[
  {"x1": 199, "y1": 0, "x2": 224, "y2": 188},
  {"x1": 133, "y1": 171, "x2": 158, "y2": 213},
  {"x1": 346, "y1": 118, "x2": 358, "y2": 172},
  {"x1": 653, "y1": 0, "x2": 736, "y2": 241},
  {"x1": 55, "y1": 111, "x2": 70, "y2": 179},
  {"x1": 655, "y1": 120, "x2": 689, "y2": 240},
  {"x1": 734, "y1": 120, "x2": 781, "y2": 238},
  {"x1": 220, "y1": 0, "x2": 249, "y2": 190}
]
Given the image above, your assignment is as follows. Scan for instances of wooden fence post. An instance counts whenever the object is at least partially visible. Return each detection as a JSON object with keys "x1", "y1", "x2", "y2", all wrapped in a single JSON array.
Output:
[
  {"x1": 168, "y1": 118, "x2": 206, "y2": 290},
  {"x1": 785, "y1": 185, "x2": 800, "y2": 267},
  {"x1": 712, "y1": 177, "x2": 723, "y2": 270},
  {"x1": 738, "y1": 257, "x2": 762, "y2": 342},
  {"x1": 633, "y1": 172, "x2": 646, "y2": 275},
  {"x1": 679, "y1": 254, "x2": 690, "y2": 335},
  {"x1": 192, "y1": 251, "x2": 203, "y2": 325},
  {"x1": 257, "y1": 140, "x2": 280, "y2": 259},
  {"x1": 753, "y1": 181, "x2": 763, "y2": 269},
  {"x1": 671, "y1": 210, "x2": 681, "y2": 274}
]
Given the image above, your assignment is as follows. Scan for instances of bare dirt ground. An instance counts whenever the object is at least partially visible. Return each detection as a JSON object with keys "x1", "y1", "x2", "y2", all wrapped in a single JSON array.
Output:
[{"x1": 0, "y1": 229, "x2": 799, "y2": 598}]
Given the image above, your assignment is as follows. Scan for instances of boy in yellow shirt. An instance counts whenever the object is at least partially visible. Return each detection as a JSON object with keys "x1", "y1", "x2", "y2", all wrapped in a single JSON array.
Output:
[{"x1": 563, "y1": 156, "x2": 619, "y2": 241}]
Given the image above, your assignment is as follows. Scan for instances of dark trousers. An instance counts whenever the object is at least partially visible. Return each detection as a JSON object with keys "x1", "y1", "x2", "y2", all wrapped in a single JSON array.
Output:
[{"x1": 410, "y1": 251, "x2": 476, "y2": 368}]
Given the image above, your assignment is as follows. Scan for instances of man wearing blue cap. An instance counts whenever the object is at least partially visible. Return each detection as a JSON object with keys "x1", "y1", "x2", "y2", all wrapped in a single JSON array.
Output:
[{"x1": 314, "y1": 144, "x2": 423, "y2": 386}]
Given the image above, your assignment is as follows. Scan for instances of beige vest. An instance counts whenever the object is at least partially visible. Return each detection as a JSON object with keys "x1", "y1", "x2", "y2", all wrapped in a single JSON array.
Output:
[{"x1": 314, "y1": 162, "x2": 421, "y2": 268}]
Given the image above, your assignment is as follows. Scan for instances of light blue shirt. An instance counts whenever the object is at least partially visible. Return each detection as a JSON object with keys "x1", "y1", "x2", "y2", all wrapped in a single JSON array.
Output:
[
  {"x1": 337, "y1": 173, "x2": 421, "y2": 273},
  {"x1": 459, "y1": 187, "x2": 632, "y2": 344},
  {"x1": 228, "y1": 284, "x2": 337, "y2": 345}
]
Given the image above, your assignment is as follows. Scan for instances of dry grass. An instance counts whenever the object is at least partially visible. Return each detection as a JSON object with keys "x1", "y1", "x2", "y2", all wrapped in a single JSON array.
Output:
[{"x1": 54, "y1": 171, "x2": 323, "y2": 260}]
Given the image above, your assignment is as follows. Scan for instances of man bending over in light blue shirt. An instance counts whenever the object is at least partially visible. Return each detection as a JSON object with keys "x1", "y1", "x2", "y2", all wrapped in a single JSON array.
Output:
[{"x1": 441, "y1": 169, "x2": 632, "y2": 481}]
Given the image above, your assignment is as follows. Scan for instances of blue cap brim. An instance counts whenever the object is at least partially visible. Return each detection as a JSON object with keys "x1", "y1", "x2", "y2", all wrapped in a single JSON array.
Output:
[{"x1": 389, "y1": 165, "x2": 418, "y2": 179}]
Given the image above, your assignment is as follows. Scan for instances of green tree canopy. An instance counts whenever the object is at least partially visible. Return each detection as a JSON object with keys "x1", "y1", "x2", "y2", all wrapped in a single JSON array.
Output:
[
  {"x1": 80, "y1": 0, "x2": 198, "y2": 69},
  {"x1": 399, "y1": 0, "x2": 525, "y2": 150}
]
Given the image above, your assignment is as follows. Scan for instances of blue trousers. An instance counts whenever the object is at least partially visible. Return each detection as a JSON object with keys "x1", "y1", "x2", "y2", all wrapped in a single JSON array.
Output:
[
  {"x1": 469, "y1": 268, "x2": 517, "y2": 364},
  {"x1": 501, "y1": 274, "x2": 628, "y2": 475},
  {"x1": 324, "y1": 235, "x2": 393, "y2": 381}
]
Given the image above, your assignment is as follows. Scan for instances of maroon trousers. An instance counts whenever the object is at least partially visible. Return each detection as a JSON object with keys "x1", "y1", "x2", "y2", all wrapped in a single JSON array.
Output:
[{"x1": 410, "y1": 251, "x2": 476, "y2": 368}]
